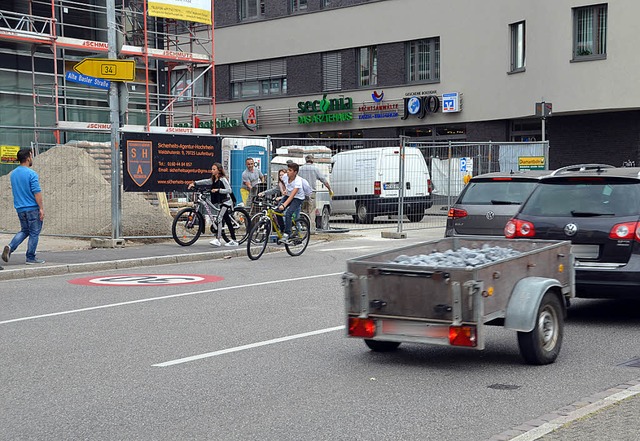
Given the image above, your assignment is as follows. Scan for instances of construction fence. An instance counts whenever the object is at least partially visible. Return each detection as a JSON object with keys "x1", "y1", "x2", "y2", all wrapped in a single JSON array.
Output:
[{"x1": 0, "y1": 135, "x2": 549, "y2": 239}]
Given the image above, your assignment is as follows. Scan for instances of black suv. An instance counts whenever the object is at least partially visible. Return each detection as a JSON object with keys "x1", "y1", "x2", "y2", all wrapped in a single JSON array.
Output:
[
  {"x1": 505, "y1": 164, "x2": 640, "y2": 298},
  {"x1": 446, "y1": 170, "x2": 549, "y2": 237}
]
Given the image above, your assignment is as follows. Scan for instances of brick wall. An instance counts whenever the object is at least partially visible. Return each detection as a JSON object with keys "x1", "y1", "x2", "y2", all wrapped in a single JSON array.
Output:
[{"x1": 548, "y1": 111, "x2": 640, "y2": 168}]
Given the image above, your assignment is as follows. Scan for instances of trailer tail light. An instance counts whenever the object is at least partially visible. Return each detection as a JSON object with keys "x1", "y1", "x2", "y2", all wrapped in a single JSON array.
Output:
[
  {"x1": 348, "y1": 317, "x2": 376, "y2": 338},
  {"x1": 449, "y1": 326, "x2": 477, "y2": 347},
  {"x1": 609, "y1": 221, "x2": 640, "y2": 242},
  {"x1": 448, "y1": 208, "x2": 468, "y2": 219},
  {"x1": 505, "y1": 219, "x2": 535, "y2": 238},
  {"x1": 374, "y1": 181, "x2": 381, "y2": 195}
]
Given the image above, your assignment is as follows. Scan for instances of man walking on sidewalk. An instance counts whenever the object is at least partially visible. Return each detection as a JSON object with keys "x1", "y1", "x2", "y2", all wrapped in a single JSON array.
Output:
[
  {"x1": 298, "y1": 154, "x2": 332, "y2": 234},
  {"x1": 2, "y1": 147, "x2": 46, "y2": 265}
]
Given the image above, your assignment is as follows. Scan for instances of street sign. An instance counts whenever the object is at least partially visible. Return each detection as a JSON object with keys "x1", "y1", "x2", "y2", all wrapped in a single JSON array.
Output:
[
  {"x1": 535, "y1": 102, "x2": 552, "y2": 117},
  {"x1": 518, "y1": 156, "x2": 546, "y2": 170},
  {"x1": 73, "y1": 58, "x2": 135, "y2": 82},
  {"x1": 65, "y1": 71, "x2": 111, "y2": 90}
]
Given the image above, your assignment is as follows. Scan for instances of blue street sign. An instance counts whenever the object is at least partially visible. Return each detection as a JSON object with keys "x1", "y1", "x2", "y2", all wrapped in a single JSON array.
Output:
[
  {"x1": 65, "y1": 71, "x2": 111, "y2": 90},
  {"x1": 460, "y1": 157, "x2": 467, "y2": 172}
]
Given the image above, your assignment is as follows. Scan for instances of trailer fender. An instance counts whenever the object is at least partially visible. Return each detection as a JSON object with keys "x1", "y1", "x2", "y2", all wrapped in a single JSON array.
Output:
[{"x1": 504, "y1": 277, "x2": 563, "y2": 332}]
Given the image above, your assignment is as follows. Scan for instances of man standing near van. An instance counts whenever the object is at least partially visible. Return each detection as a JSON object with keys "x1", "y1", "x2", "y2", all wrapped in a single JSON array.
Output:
[
  {"x1": 299, "y1": 154, "x2": 332, "y2": 234},
  {"x1": 3, "y1": 147, "x2": 45, "y2": 265}
]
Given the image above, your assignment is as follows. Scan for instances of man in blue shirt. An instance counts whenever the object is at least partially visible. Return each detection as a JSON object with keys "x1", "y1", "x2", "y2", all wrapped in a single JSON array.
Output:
[{"x1": 2, "y1": 148, "x2": 46, "y2": 265}]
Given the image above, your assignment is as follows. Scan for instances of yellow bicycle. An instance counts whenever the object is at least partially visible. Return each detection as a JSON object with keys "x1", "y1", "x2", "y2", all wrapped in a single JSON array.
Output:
[{"x1": 246, "y1": 197, "x2": 311, "y2": 260}]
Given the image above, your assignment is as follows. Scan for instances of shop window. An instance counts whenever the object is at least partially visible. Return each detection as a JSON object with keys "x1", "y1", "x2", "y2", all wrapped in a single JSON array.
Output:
[
  {"x1": 291, "y1": 0, "x2": 308, "y2": 13},
  {"x1": 357, "y1": 46, "x2": 378, "y2": 87},
  {"x1": 406, "y1": 37, "x2": 440, "y2": 83},
  {"x1": 231, "y1": 59, "x2": 287, "y2": 99},
  {"x1": 510, "y1": 21, "x2": 526, "y2": 72},
  {"x1": 573, "y1": 4, "x2": 607, "y2": 60},
  {"x1": 322, "y1": 52, "x2": 342, "y2": 91},
  {"x1": 239, "y1": 0, "x2": 265, "y2": 21}
]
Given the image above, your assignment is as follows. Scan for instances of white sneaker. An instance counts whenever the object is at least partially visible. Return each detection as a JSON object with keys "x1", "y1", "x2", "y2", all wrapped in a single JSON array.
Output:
[
  {"x1": 280, "y1": 233, "x2": 290, "y2": 244},
  {"x1": 209, "y1": 238, "x2": 221, "y2": 247},
  {"x1": 225, "y1": 240, "x2": 238, "y2": 247}
]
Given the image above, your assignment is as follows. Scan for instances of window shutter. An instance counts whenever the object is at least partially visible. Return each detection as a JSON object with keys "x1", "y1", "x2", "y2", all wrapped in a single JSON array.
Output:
[{"x1": 322, "y1": 52, "x2": 341, "y2": 91}]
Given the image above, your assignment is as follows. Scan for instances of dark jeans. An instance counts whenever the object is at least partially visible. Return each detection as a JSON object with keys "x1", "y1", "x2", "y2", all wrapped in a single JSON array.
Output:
[
  {"x1": 9, "y1": 209, "x2": 43, "y2": 261},
  {"x1": 283, "y1": 198, "x2": 303, "y2": 235}
]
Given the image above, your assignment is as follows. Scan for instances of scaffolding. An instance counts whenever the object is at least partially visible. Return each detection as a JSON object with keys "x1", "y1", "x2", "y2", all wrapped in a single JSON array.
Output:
[{"x1": 0, "y1": 0, "x2": 216, "y2": 146}]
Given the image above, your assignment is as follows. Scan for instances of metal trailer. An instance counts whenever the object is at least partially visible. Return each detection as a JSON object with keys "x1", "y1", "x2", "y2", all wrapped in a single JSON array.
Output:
[{"x1": 344, "y1": 237, "x2": 574, "y2": 365}]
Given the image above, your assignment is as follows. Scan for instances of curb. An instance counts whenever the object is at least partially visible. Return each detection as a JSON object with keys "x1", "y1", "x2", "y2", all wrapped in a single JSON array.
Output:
[
  {"x1": 487, "y1": 378, "x2": 640, "y2": 440},
  {"x1": 0, "y1": 244, "x2": 282, "y2": 281}
]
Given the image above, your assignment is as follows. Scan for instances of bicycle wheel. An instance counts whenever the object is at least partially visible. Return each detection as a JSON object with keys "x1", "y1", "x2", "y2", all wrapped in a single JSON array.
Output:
[
  {"x1": 285, "y1": 213, "x2": 310, "y2": 256},
  {"x1": 247, "y1": 217, "x2": 271, "y2": 260},
  {"x1": 172, "y1": 207, "x2": 204, "y2": 246},
  {"x1": 222, "y1": 207, "x2": 251, "y2": 245}
]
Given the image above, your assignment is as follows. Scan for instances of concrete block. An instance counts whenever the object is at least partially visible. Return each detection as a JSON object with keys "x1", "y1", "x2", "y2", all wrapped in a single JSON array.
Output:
[
  {"x1": 381, "y1": 231, "x2": 407, "y2": 239},
  {"x1": 91, "y1": 238, "x2": 126, "y2": 248}
]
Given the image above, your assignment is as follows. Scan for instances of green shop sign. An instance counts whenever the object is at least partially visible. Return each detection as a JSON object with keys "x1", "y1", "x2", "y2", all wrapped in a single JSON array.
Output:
[
  {"x1": 175, "y1": 118, "x2": 239, "y2": 129},
  {"x1": 297, "y1": 94, "x2": 353, "y2": 125}
]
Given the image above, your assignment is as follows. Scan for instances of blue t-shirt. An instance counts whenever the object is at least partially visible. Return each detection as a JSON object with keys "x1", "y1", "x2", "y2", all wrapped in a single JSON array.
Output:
[{"x1": 10, "y1": 165, "x2": 41, "y2": 213}]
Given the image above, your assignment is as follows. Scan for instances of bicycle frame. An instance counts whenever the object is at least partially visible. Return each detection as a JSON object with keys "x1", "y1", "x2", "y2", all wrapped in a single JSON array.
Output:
[{"x1": 254, "y1": 199, "x2": 304, "y2": 240}]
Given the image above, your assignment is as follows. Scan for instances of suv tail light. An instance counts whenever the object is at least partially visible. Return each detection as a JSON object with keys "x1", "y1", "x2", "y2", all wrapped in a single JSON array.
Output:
[
  {"x1": 448, "y1": 208, "x2": 468, "y2": 219},
  {"x1": 374, "y1": 181, "x2": 381, "y2": 195},
  {"x1": 505, "y1": 219, "x2": 536, "y2": 238},
  {"x1": 609, "y1": 222, "x2": 640, "y2": 242}
]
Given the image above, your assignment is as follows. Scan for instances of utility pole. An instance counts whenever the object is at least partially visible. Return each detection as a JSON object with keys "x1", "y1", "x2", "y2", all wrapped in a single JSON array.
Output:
[{"x1": 107, "y1": 0, "x2": 122, "y2": 239}]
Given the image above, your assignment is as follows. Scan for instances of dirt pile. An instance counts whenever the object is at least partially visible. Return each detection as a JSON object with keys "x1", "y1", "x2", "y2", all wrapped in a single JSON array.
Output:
[{"x1": 0, "y1": 145, "x2": 173, "y2": 237}]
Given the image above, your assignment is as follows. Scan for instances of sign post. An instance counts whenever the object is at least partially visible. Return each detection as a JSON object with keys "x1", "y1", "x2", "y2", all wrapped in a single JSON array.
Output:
[{"x1": 535, "y1": 101, "x2": 552, "y2": 142}]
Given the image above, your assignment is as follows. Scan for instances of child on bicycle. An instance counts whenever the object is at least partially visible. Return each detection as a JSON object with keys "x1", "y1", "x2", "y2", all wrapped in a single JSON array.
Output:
[
  {"x1": 278, "y1": 162, "x2": 307, "y2": 243},
  {"x1": 188, "y1": 162, "x2": 238, "y2": 247}
]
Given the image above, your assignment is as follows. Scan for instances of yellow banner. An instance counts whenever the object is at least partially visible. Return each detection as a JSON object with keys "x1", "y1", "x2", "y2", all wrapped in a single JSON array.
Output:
[
  {"x1": 518, "y1": 156, "x2": 545, "y2": 167},
  {"x1": 148, "y1": 0, "x2": 212, "y2": 25},
  {"x1": 0, "y1": 145, "x2": 20, "y2": 164}
]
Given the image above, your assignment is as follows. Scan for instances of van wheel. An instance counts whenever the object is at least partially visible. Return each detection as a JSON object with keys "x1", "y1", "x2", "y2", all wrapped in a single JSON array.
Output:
[
  {"x1": 356, "y1": 203, "x2": 374, "y2": 223},
  {"x1": 318, "y1": 206, "x2": 330, "y2": 230},
  {"x1": 407, "y1": 211, "x2": 424, "y2": 222}
]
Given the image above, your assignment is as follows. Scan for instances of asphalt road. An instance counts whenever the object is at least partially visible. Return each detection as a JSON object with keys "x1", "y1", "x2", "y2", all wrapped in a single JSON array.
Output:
[{"x1": 1, "y1": 234, "x2": 639, "y2": 440}]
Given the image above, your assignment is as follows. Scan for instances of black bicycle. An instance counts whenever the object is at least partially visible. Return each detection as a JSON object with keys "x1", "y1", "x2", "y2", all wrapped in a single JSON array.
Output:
[
  {"x1": 246, "y1": 196, "x2": 310, "y2": 260},
  {"x1": 172, "y1": 187, "x2": 251, "y2": 246}
]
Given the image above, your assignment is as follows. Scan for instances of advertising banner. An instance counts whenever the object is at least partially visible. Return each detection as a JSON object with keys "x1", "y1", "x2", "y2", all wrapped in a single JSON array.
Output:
[
  {"x1": 121, "y1": 133, "x2": 221, "y2": 192},
  {"x1": 147, "y1": 0, "x2": 212, "y2": 25}
]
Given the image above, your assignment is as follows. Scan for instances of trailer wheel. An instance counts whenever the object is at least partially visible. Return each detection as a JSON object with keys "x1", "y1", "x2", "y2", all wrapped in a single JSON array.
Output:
[
  {"x1": 364, "y1": 340, "x2": 401, "y2": 352},
  {"x1": 517, "y1": 291, "x2": 563, "y2": 365}
]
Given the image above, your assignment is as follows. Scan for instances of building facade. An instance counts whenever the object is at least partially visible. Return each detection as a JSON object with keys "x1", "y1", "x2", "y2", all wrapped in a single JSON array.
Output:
[{"x1": 209, "y1": 0, "x2": 640, "y2": 168}]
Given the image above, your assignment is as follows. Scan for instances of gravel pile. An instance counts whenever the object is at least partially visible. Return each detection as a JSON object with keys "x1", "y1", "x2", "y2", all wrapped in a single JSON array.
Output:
[
  {"x1": 391, "y1": 244, "x2": 522, "y2": 268},
  {"x1": 0, "y1": 145, "x2": 173, "y2": 237}
]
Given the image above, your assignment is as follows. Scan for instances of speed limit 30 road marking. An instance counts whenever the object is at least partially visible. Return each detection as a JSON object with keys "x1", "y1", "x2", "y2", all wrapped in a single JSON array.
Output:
[{"x1": 69, "y1": 274, "x2": 224, "y2": 286}]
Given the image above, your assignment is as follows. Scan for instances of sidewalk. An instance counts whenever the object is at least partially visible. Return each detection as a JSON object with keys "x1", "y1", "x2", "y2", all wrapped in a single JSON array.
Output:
[{"x1": 1, "y1": 231, "x2": 639, "y2": 440}]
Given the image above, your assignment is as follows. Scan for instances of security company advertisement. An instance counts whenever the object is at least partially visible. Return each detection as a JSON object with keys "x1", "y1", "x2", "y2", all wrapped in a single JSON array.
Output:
[{"x1": 121, "y1": 133, "x2": 221, "y2": 192}]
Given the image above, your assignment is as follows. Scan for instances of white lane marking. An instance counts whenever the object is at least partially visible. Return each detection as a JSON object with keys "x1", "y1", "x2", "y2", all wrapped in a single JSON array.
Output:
[
  {"x1": 319, "y1": 246, "x2": 372, "y2": 252},
  {"x1": 153, "y1": 325, "x2": 346, "y2": 367},
  {"x1": 0, "y1": 272, "x2": 343, "y2": 325}
]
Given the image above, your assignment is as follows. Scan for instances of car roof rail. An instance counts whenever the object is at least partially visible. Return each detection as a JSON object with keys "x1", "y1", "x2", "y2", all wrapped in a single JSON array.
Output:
[{"x1": 550, "y1": 163, "x2": 615, "y2": 176}]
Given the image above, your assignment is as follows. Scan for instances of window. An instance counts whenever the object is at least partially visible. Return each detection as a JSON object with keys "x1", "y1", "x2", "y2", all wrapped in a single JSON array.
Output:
[
  {"x1": 230, "y1": 59, "x2": 287, "y2": 99},
  {"x1": 238, "y1": 0, "x2": 265, "y2": 21},
  {"x1": 510, "y1": 21, "x2": 525, "y2": 72},
  {"x1": 322, "y1": 52, "x2": 342, "y2": 91},
  {"x1": 573, "y1": 4, "x2": 607, "y2": 59},
  {"x1": 357, "y1": 46, "x2": 378, "y2": 87},
  {"x1": 322, "y1": 0, "x2": 331, "y2": 7},
  {"x1": 291, "y1": 0, "x2": 308, "y2": 12},
  {"x1": 406, "y1": 37, "x2": 440, "y2": 83}
]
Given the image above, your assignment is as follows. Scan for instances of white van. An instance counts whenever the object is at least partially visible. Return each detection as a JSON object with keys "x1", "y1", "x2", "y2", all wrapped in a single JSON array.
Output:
[{"x1": 330, "y1": 146, "x2": 433, "y2": 223}]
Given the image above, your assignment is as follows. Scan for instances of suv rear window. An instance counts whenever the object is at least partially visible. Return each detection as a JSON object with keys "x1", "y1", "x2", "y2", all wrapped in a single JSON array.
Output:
[
  {"x1": 458, "y1": 180, "x2": 537, "y2": 205},
  {"x1": 521, "y1": 181, "x2": 640, "y2": 217}
]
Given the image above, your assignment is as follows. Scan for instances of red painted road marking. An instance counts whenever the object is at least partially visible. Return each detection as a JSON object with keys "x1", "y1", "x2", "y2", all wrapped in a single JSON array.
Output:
[{"x1": 68, "y1": 274, "x2": 224, "y2": 286}]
